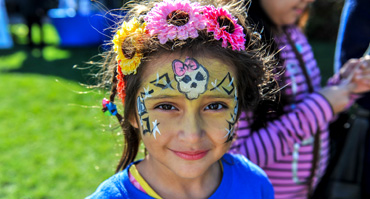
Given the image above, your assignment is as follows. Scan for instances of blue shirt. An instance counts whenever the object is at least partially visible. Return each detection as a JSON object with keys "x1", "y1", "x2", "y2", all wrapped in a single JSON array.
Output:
[{"x1": 86, "y1": 153, "x2": 274, "y2": 199}]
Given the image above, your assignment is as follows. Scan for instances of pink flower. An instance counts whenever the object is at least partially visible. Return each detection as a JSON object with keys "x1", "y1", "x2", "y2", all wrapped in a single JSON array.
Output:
[
  {"x1": 145, "y1": 0, "x2": 205, "y2": 44},
  {"x1": 202, "y1": 6, "x2": 246, "y2": 51}
]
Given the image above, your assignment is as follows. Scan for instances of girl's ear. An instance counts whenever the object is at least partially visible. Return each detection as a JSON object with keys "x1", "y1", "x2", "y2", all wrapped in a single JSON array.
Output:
[{"x1": 129, "y1": 114, "x2": 139, "y2": 129}]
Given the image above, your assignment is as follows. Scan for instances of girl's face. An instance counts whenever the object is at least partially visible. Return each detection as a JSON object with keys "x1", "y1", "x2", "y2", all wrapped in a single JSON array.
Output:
[
  {"x1": 131, "y1": 53, "x2": 238, "y2": 179},
  {"x1": 260, "y1": 0, "x2": 315, "y2": 27}
]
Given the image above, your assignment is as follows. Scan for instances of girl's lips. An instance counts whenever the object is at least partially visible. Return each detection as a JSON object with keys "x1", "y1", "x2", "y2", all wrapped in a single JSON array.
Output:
[
  {"x1": 171, "y1": 150, "x2": 209, "y2": 160},
  {"x1": 295, "y1": 8, "x2": 304, "y2": 15}
]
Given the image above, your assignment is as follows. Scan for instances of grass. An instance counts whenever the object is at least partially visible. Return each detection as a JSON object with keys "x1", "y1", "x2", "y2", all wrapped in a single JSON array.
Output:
[
  {"x1": 0, "y1": 74, "x2": 123, "y2": 199},
  {"x1": 0, "y1": 23, "x2": 335, "y2": 198},
  {"x1": 0, "y1": 24, "x2": 129, "y2": 198}
]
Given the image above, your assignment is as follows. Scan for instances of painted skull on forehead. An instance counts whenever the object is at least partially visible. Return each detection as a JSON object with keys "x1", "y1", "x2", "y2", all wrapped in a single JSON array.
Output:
[
  {"x1": 134, "y1": 56, "x2": 239, "y2": 141},
  {"x1": 172, "y1": 57, "x2": 209, "y2": 100}
]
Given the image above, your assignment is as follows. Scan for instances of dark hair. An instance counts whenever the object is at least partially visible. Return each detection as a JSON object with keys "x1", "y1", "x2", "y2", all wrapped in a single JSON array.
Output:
[
  {"x1": 246, "y1": 0, "x2": 311, "y2": 130},
  {"x1": 96, "y1": 0, "x2": 276, "y2": 172}
]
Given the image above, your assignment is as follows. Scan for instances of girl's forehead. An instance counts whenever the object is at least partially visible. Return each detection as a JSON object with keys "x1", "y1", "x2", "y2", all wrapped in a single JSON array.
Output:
[
  {"x1": 139, "y1": 55, "x2": 237, "y2": 100},
  {"x1": 143, "y1": 55, "x2": 235, "y2": 82}
]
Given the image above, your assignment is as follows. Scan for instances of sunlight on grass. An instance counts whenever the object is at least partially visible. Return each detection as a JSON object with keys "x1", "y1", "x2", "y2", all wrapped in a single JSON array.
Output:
[
  {"x1": 32, "y1": 23, "x2": 60, "y2": 45},
  {"x1": 10, "y1": 23, "x2": 60, "y2": 45},
  {"x1": 9, "y1": 24, "x2": 28, "y2": 45},
  {"x1": 0, "y1": 51, "x2": 27, "y2": 70},
  {"x1": 0, "y1": 73, "x2": 123, "y2": 199},
  {"x1": 42, "y1": 46, "x2": 71, "y2": 61}
]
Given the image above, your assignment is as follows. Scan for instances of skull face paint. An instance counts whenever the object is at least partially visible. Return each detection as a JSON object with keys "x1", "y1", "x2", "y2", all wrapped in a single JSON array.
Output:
[
  {"x1": 173, "y1": 58, "x2": 209, "y2": 100},
  {"x1": 132, "y1": 54, "x2": 239, "y2": 179}
]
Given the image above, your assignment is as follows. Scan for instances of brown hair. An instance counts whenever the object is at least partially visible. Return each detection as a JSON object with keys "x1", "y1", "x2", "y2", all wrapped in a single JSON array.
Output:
[{"x1": 95, "y1": 0, "x2": 276, "y2": 172}]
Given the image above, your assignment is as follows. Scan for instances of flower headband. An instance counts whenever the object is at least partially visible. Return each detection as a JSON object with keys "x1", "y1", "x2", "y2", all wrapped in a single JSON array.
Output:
[{"x1": 112, "y1": 0, "x2": 246, "y2": 103}]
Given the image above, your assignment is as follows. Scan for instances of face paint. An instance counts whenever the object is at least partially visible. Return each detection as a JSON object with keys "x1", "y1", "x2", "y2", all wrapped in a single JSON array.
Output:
[
  {"x1": 143, "y1": 86, "x2": 153, "y2": 99},
  {"x1": 133, "y1": 54, "x2": 239, "y2": 179},
  {"x1": 137, "y1": 96, "x2": 151, "y2": 134},
  {"x1": 150, "y1": 73, "x2": 175, "y2": 90},
  {"x1": 172, "y1": 57, "x2": 209, "y2": 100},
  {"x1": 208, "y1": 72, "x2": 238, "y2": 141},
  {"x1": 151, "y1": 119, "x2": 161, "y2": 139},
  {"x1": 224, "y1": 88, "x2": 238, "y2": 142},
  {"x1": 210, "y1": 72, "x2": 235, "y2": 95}
]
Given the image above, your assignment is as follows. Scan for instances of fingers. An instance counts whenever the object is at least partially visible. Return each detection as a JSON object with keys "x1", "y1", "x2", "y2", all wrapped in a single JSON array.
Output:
[
  {"x1": 340, "y1": 58, "x2": 360, "y2": 78},
  {"x1": 345, "y1": 82, "x2": 357, "y2": 93},
  {"x1": 342, "y1": 56, "x2": 370, "y2": 85},
  {"x1": 354, "y1": 57, "x2": 370, "y2": 82}
]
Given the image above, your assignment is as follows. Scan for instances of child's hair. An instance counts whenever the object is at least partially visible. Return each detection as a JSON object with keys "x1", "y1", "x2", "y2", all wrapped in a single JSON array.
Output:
[
  {"x1": 95, "y1": 0, "x2": 276, "y2": 172},
  {"x1": 245, "y1": 0, "x2": 312, "y2": 130}
]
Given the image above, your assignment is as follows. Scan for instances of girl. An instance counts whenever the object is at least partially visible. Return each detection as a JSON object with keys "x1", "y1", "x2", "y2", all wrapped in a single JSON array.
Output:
[
  {"x1": 230, "y1": 0, "x2": 370, "y2": 198},
  {"x1": 87, "y1": 0, "x2": 275, "y2": 198}
]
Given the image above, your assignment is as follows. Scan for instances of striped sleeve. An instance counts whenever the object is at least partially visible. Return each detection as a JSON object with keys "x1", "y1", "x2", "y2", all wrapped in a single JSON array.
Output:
[{"x1": 230, "y1": 92, "x2": 334, "y2": 167}]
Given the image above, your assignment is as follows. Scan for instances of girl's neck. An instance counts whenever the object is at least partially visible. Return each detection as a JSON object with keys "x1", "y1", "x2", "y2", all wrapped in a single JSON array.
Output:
[{"x1": 136, "y1": 157, "x2": 222, "y2": 199}]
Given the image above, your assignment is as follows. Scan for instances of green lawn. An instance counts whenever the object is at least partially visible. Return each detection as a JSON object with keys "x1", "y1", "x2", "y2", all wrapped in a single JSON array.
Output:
[
  {"x1": 0, "y1": 23, "x2": 335, "y2": 198},
  {"x1": 0, "y1": 24, "x2": 128, "y2": 198},
  {"x1": 0, "y1": 73, "x2": 122, "y2": 198}
]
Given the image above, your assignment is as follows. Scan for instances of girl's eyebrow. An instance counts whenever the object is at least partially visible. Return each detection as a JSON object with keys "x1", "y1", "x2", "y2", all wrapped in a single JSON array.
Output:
[
  {"x1": 145, "y1": 95, "x2": 180, "y2": 100},
  {"x1": 202, "y1": 94, "x2": 235, "y2": 99}
]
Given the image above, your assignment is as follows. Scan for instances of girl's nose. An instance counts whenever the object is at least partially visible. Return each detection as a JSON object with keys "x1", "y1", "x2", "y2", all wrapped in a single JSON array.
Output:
[{"x1": 178, "y1": 115, "x2": 203, "y2": 143}]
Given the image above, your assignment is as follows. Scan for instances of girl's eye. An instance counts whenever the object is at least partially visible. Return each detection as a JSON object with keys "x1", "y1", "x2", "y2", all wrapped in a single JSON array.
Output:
[
  {"x1": 205, "y1": 103, "x2": 227, "y2": 111},
  {"x1": 155, "y1": 104, "x2": 177, "y2": 111}
]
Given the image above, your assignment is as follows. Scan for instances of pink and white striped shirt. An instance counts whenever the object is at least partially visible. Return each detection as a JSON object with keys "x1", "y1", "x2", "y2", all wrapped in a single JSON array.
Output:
[{"x1": 230, "y1": 26, "x2": 334, "y2": 199}]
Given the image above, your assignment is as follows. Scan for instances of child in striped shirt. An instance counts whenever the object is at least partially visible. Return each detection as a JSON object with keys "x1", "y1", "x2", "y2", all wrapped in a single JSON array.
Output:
[{"x1": 230, "y1": 0, "x2": 370, "y2": 198}]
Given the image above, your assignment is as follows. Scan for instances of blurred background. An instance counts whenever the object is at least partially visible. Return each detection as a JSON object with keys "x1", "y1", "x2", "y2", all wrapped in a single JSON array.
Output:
[{"x1": 0, "y1": 0, "x2": 344, "y2": 198}]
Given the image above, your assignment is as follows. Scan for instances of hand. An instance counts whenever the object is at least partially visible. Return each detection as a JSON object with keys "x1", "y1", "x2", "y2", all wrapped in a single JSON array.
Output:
[
  {"x1": 339, "y1": 58, "x2": 360, "y2": 79},
  {"x1": 318, "y1": 83, "x2": 355, "y2": 115},
  {"x1": 351, "y1": 56, "x2": 370, "y2": 93}
]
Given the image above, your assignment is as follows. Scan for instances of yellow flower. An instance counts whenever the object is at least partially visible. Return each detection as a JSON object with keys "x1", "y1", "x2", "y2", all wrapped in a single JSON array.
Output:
[{"x1": 113, "y1": 18, "x2": 146, "y2": 75}]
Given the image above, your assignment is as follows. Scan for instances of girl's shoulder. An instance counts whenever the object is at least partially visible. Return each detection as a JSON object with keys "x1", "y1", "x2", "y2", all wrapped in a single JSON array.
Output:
[
  {"x1": 213, "y1": 153, "x2": 274, "y2": 198},
  {"x1": 86, "y1": 161, "x2": 153, "y2": 199},
  {"x1": 85, "y1": 171, "x2": 127, "y2": 199},
  {"x1": 223, "y1": 153, "x2": 269, "y2": 179}
]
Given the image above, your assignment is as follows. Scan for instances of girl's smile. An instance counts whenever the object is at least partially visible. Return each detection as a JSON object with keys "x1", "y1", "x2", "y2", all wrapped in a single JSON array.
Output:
[{"x1": 170, "y1": 149, "x2": 210, "y2": 160}]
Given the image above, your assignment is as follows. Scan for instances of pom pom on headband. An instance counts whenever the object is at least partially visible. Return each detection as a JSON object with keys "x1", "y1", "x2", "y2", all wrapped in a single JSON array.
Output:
[{"x1": 102, "y1": 98, "x2": 118, "y2": 116}]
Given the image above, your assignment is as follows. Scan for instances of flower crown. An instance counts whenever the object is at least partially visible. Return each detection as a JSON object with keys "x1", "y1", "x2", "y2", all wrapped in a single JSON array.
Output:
[{"x1": 113, "y1": 0, "x2": 246, "y2": 102}]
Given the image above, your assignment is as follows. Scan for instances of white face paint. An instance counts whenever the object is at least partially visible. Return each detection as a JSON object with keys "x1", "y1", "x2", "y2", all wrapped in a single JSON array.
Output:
[{"x1": 173, "y1": 58, "x2": 209, "y2": 100}]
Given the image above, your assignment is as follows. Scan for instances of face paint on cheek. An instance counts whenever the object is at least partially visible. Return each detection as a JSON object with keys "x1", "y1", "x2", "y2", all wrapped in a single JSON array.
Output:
[
  {"x1": 233, "y1": 88, "x2": 239, "y2": 118},
  {"x1": 172, "y1": 57, "x2": 209, "y2": 100},
  {"x1": 152, "y1": 119, "x2": 161, "y2": 139},
  {"x1": 138, "y1": 84, "x2": 163, "y2": 139},
  {"x1": 137, "y1": 96, "x2": 151, "y2": 135},
  {"x1": 223, "y1": 77, "x2": 238, "y2": 142}
]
